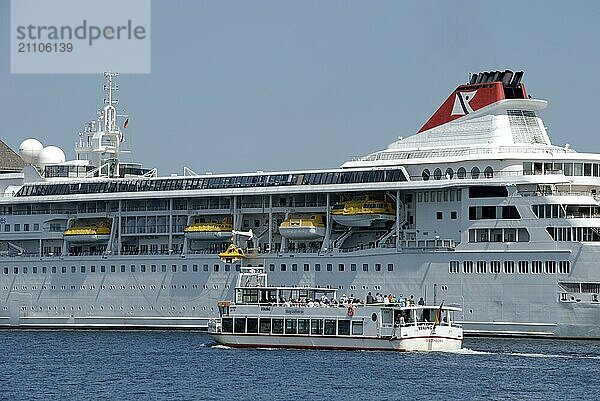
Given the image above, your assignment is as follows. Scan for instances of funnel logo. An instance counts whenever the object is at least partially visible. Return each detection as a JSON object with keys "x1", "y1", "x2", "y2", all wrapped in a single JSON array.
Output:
[{"x1": 451, "y1": 90, "x2": 477, "y2": 116}]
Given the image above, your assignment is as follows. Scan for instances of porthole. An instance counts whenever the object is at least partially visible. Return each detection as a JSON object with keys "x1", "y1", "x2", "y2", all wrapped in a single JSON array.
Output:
[
  {"x1": 457, "y1": 167, "x2": 466, "y2": 179},
  {"x1": 371, "y1": 313, "x2": 378, "y2": 322},
  {"x1": 471, "y1": 166, "x2": 480, "y2": 179},
  {"x1": 484, "y1": 166, "x2": 493, "y2": 178},
  {"x1": 422, "y1": 169, "x2": 430, "y2": 181},
  {"x1": 434, "y1": 168, "x2": 442, "y2": 180},
  {"x1": 445, "y1": 168, "x2": 453, "y2": 179}
]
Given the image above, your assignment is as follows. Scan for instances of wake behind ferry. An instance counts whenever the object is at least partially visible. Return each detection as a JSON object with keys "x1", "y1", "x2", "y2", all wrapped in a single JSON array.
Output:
[
  {"x1": 0, "y1": 70, "x2": 599, "y2": 338},
  {"x1": 208, "y1": 264, "x2": 462, "y2": 351}
]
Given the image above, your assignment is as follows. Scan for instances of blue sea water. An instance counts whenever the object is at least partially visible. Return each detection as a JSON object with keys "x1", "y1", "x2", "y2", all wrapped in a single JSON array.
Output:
[{"x1": 0, "y1": 331, "x2": 598, "y2": 401}]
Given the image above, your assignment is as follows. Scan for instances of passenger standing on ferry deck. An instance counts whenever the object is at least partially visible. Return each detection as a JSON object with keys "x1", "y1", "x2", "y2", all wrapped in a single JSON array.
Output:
[
  {"x1": 399, "y1": 315, "x2": 405, "y2": 326},
  {"x1": 409, "y1": 295, "x2": 415, "y2": 305},
  {"x1": 366, "y1": 292, "x2": 374, "y2": 304},
  {"x1": 418, "y1": 297, "x2": 425, "y2": 306},
  {"x1": 375, "y1": 293, "x2": 383, "y2": 303},
  {"x1": 383, "y1": 295, "x2": 390, "y2": 305}
]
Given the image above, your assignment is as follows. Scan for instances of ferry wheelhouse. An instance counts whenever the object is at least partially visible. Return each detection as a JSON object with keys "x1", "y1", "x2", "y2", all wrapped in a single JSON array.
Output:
[{"x1": 208, "y1": 265, "x2": 462, "y2": 351}]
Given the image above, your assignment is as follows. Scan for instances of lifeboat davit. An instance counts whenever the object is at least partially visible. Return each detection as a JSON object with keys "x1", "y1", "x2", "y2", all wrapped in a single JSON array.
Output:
[
  {"x1": 64, "y1": 221, "x2": 111, "y2": 243},
  {"x1": 279, "y1": 215, "x2": 326, "y2": 240},
  {"x1": 184, "y1": 216, "x2": 233, "y2": 240},
  {"x1": 331, "y1": 195, "x2": 395, "y2": 227}
]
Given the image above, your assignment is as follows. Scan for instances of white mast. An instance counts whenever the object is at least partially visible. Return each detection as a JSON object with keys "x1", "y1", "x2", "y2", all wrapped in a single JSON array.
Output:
[{"x1": 75, "y1": 71, "x2": 128, "y2": 178}]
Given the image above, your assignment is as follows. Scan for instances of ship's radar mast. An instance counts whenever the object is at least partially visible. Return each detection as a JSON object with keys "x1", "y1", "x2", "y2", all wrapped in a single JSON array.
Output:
[{"x1": 75, "y1": 71, "x2": 130, "y2": 178}]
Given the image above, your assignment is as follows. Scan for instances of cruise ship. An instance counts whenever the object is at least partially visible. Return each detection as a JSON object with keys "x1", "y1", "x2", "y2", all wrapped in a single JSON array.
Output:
[{"x1": 1, "y1": 70, "x2": 599, "y2": 338}]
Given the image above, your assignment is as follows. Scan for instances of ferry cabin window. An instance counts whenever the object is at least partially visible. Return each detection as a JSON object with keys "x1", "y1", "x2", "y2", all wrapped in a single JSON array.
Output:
[
  {"x1": 338, "y1": 264, "x2": 344, "y2": 272},
  {"x1": 304, "y1": 264, "x2": 309, "y2": 272},
  {"x1": 311, "y1": 319, "x2": 323, "y2": 335},
  {"x1": 363, "y1": 264, "x2": 368, "y2": 272},
  {"x1": 214, "y1": 264, "x2": 219, "y2": 272},
  {"x1": 324, "y1": 319, "x2": 336, "y2": 335},
  {"x1": 352, "y1": 321, "x2": 363, "y2": 336},
  {"x1": 272, "y1": 319, "x2": 284, "y2": 334},
  {"x1": 327, "y1": 264, "x2": 332, "y2": 272},
  {"x1": 387, "y1": 264, "x2": 393, "y2": 272},
  {"x1": 247, "y1": 318, "x2": 259, "y2": 333},
  {"x1": 269, "y1": 264, "x2": 275, "y2": 272},
  {"x1": 281, "y1": 264, "x2": 286, "y2": 272},
  {"x1": 375, "y1": 264, "x2": 381, "y2": 272},
  {"x1": 203, "y1": 264, "x2": 208, "y2": 272},
  {"x1": 285, "y1": 319, "x2": 297, "y2": 334},
  {"x1": 141, "y1": 265, "x2": 146, "y2": 272},
  {"x1": 457, "y1": 167, "x2": 466, "y2": 179},
  {"x1": 292, "y1": 264, "x2": 297, "y2": 272},
  {"x1": 151, "y1": 264, "x2": 157, "y2": 272},
  {"x1": 436, "y1": 212, "x2": 443, "y2": 220},
  {"x1": 451, "y1": 211, "x2": 457, "y2": 219},
  {"x1": 298, "y1": 319, "x2": 310, "y2": 334},
  {"x1": 234, "y1": 318, "x2": 246, "y2": 333},
  {"x1": 337, "y1": 320, "x2": 351, "y2": 336},
  {"x1": 259, "y1": 318, "x2": 271, "y2": 334},
  {"x1": 222, "y1": 318, "x2": 233, "y2": 333},
  {"x1": 351, "y1": 263, "x2": 357, "y2": 272}
]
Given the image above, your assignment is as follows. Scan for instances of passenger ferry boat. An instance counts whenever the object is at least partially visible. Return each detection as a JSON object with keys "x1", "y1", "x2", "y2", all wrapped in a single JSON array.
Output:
[
  {"x1": 208, "y1": 265, "x2": 463, "y2": 351},
  {"x1": 1, "y1": 69, "x2": 600, "y2": 338}
]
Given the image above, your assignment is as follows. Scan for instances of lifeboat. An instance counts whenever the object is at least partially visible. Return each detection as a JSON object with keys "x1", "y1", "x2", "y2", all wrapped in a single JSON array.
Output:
[
  {"x1": 218, "y1": 243, "x2": 245, "y2": 263},
  {"x1": 331, "y1": 195, "x2": 395, "y2": 227},
  {"x1": 279, "y1": 215, "x2": 326, "y2": 240},
  {"x1": 64, "y1": 220, "x2": 111, "y2": 243},
  {"x1": 184, "y1": 216, "x2": 233, "y2": 240}
]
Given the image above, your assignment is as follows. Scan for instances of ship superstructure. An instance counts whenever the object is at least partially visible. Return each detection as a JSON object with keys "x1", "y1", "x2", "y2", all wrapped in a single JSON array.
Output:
[{"x1": 1, "y1": 70, "x2": 599, "y2": 338}]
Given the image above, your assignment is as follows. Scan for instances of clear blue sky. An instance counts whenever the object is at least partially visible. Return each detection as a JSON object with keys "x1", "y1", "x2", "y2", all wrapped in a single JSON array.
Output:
[{"x1": 1, "y1": 0, "x2": 599, "y2": 175}]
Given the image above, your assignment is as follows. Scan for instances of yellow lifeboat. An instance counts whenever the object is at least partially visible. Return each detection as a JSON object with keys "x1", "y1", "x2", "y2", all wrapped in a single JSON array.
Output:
[
  {"x1": 331, "y1": 195, "x2": 395, "y2": 227},
  {"x1": 64, "y1": 220, "x2": 111, "y2": 243},
  {"x1": 184, "y1": 216, "x2": 233, "y2": 240},
  {"x1": 218, "y1": 243, "x2": 246, "y2": 263},
  {"x1": 279, "y1": 215, "x2": 326, "y2": 240}
]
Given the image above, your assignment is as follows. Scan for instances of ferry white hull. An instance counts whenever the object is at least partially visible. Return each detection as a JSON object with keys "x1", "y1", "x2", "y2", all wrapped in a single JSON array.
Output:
[
  {"x1": 278, "y1": 226, "x2": 326, "y2": 240},
  {"x1": 332, "y1": 214, "x2": 395, "y2": 227},
  {"x1": 210, "y1": 332, "x2": 462, "y2": 351}
]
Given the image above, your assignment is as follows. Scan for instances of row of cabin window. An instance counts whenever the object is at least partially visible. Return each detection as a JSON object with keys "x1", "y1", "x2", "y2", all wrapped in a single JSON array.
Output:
[
  {"x1": 469, "y1": 206, "x2": 520, "y2": 220},
  {"x1": 1, "y1": 264, "x2": 241, "y2": 275},
  {"x1": 3, "y1": 283, "x2": 225, "y2": 291},
  {"x1": 416, "y1": 190, "x2": 462, "y2": 203},
  {"x1": 16, "y1": 168, "x2": 407, "y2": 197},
  {"x1": 468, "y1": 228, "x2": 530, "y2": 243},
  {"x1": 546, "y1": 227, "x2": 600, "y2": 242},
  {"x1": 422, "y1": 166, "x2": 494, "y2": 181},
  {"x1": 2, "y1": 223, "x2": 39, "y2": 232},
  {"x1": 523, "y1": 162, "x2": 600, "y2": 177},
  {"x1": 533, "y1": 204, "x2": 600, "y2": 219},
  {"x1": 449, "y1": 260, "x2": 570, "y2": 274},
  {"x1": 221, "y1": 317, "x2": 364, "y2": 336},
  {"x1": 269, "y1": 263, "x2": 394, "y2": 272}
]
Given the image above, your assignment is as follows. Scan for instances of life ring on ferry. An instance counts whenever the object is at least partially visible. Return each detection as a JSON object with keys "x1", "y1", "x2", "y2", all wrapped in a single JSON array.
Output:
[{"x1": 347, "y1": 306, "x2": 355, "y2": 316}]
